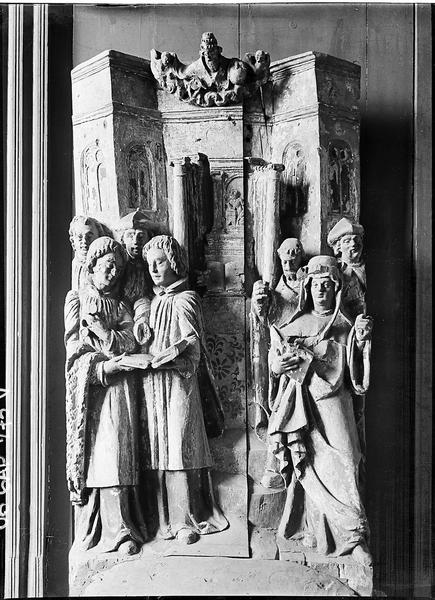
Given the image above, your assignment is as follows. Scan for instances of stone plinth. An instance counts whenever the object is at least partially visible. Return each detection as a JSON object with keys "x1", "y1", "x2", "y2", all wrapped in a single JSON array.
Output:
[
  {"x1": 71, "y1": 50, "x2": 167, "y2": 229},
  {"x1": 268, "y1": 51, "x2": 361, "y2": 256}
]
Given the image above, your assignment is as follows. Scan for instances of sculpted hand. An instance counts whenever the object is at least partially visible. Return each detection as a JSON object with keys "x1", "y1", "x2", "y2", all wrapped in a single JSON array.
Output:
[
  {"x1": 102, "y1": 354, "x2": 135, "y2": 376},
  {"x1": 271, "y1": 353, "x2": 301, "y2": 376},
  {"x1": 252, "y1": 280, "x2": 270, "y2": 316},
  {"x1": 354, "y1": 314, "x2": 373, "y2": 343},
  {"x1": 134, "y1": 319, "x2": 152, "y2": 346},
  {"x1": 82, "y1": 314, "x2": 111, "y2": 342}
]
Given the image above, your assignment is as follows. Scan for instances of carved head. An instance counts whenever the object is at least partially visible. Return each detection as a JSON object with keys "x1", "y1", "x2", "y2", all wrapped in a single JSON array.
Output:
[
  {"x1": 143, "y1": 235, "x2": 187, "y2": 288},
  {"x1": 255, "y1": 50, "x2": 269, "y2": 66},
  {"x1": 161, "y1": 51, "x2": 175, "y2": 70},
  {"x1": 86, "y1": 236, "x2": 127, "y2": 292},
  {"x1": 277, "y1": 238, "x2": 304, "y2": 279},
  {"x1": 69, "y1": 215, "x2": 105, "y2": 264},
  {"x1": 199, "y1": 32, "x2": 222, "y2": 71},
  {"x1": 302, "y1": 256, "x2": 342, "y2": 314},
  {"x1": 327, "y1": 217, "x2": 364, "y2": 265},
  {"x1": 116, "y1": 210, "x2": 155, "y2": 260}
]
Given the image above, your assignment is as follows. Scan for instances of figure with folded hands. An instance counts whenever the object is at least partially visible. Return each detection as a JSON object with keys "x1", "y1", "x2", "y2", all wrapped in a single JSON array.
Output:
[{"x1": 269, "y1": 255, "x2": 373, "y2": 567}]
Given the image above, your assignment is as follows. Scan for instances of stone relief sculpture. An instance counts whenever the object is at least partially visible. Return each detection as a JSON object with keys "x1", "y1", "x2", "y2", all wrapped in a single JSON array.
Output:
[
  {"x1": 69, "y1": 39, "x2": 373, "y2": 596},
  {"x1": 151, "y1": 32, "x2": 270, "y2": 107},
  {"x1": 69, "y1": 215, "x2": 108, "y2": 290},
  {"x1": 65, "y1": 236, "x2": 147, "y2": 556},
  {"x1": 268, "y1": 255, "x2": 372, "y2": 566},
  {"x1": 138, "y1": 235, "x2": 228, "y2": 544},
  {"x1": 328, "y1": 217, "x2": 368, "y2": 490},
  {"x1": 328, "y1": 141, "x2": 355, "y2": 215},
  {"x1": 327, "y1": 217, "x2": 366, "y2": 320},
  {"x1": 251, "y1": 238, "x2": 305, "y2": 487}
]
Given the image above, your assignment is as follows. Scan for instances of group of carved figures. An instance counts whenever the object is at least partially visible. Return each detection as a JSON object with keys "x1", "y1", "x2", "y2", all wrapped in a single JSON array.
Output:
[
  {"x1": 65, "y1": 209, "x2": 372, "y2": 567},
  {"x1": 66, "y1": 211, "x2": 228, "y2": 554},
  {"x1": 250, "y1": 218, "x2": 372, "y2": 567}
]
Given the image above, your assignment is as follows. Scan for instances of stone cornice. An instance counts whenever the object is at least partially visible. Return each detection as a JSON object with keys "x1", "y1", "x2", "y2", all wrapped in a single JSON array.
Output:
[
  {"x1": 270, "y1": 101, "x2": 359, "y2": 125},
  {"x1": 72, "y1": 102, "x2": 162, "y2": 126},
  {"x1": 71, "y1": 49, "x2": 153, "y2": 83},
  {"x1": 271, "y1": 51, "x2": 361, "y2": 80},
  {"x1": 160, "y1": 106, "x2": 243, "y2": 124}
]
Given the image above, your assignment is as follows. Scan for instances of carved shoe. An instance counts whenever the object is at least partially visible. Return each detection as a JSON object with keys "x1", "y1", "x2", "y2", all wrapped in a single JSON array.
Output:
[
  {"x1": 156, "y1": 525, "x2": 175, "y2": 540},
  {"x1": 118, "y1": 540, "x2": 140, "y2": 556},
  {"x1": 176, "y1": 528, "x2": 199, "y2": 545}
]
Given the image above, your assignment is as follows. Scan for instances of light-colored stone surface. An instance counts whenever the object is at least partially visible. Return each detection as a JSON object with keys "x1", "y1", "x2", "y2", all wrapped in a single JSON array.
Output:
[
  {"x1": 278, "y1": 537, "x2": 373, "y2": 597},
  {"x1": 81, "y1": 555, "x2": 357, "y2": 597}
]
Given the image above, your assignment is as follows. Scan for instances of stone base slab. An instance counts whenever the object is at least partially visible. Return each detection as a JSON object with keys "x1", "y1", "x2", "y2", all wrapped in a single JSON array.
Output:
[
  {"x1": 78, "y1": 554, "x2": 357, "y2": 597},
  {"x1": 277, "y1": 537, "x2": 373, "y2": 597}
]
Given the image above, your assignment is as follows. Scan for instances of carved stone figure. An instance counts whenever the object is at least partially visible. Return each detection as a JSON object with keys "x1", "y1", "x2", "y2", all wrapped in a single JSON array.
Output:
[
  {"x1": 251, "y1": 238, "x2": 305, "y2": 488},
  {"x1": 268, "y1": 255, "x2": 372, "y2": 566},
  {"x1": 151, "y1": 32, "x2": 270, "y2": 107},
  {"x1": 139, "y1": 235, "x2": 228, "y2": 544},
  {"x1": 65, "y1": 236, "x2": 147, "y2": 555},
  {"x1": 115, "y1": 209, "x2": 159, "y2": 348},
  {"x1": 327, "y1": 217, "x2": 366, "y2": 321},
  {"x1": 68, "y1": 215, "x2": 107, "y2": 290},
  {"x1": 252, "y1": 238, "x2": 304, "y2": 328},
  {"x1": 327, "y1": 218, "x2": 368, "y2": 490}
]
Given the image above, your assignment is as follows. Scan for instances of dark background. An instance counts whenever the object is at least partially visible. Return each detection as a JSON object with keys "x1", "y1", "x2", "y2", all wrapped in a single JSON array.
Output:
[{"x1": 2, "y1": 4, "x2": 432, "y2": 597}]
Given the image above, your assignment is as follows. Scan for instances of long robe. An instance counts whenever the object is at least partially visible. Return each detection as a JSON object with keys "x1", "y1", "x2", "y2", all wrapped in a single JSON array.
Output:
[
  {"x1": 269, "y1": 307, "x2": 370, "y2": 557},
  {"x1": 65, "y1": 284, "x2": 146, "y2": 552},
  {"x1": 250, "y1": 274, "x2": 301, "y2": 445},
  {"x1": 140, "y1": 278, "x2": 228, "y2": 538}
]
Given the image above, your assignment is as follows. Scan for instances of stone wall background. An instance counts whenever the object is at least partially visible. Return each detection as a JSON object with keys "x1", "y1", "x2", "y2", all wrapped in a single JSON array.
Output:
[{"x1": 45, "y1": 5, "x2": 416, "y2": 596}]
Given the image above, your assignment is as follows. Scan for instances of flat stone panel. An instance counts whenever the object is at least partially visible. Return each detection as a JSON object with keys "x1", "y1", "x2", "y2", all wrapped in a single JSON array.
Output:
[{"x1": 81, "y1": 555, "x2": 357, "y2": 597}]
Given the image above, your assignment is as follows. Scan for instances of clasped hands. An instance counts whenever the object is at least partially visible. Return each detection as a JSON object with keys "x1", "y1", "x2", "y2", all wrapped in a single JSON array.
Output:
[{"x1": 271, "y1": 349, "x2": 301, "y2": 376}]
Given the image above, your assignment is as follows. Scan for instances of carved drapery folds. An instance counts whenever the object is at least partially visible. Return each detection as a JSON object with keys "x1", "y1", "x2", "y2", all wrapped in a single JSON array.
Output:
[{"x1": 151, "y1": 32, "x2": 270, "y2": 107}]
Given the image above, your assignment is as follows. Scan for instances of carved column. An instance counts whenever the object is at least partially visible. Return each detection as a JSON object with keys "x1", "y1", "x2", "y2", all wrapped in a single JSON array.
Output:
[
  {"x1": 170, "y1": 157, "x2": 190, "y2": 259},
  {"x1": 28, "y1": 5, "x2": 48, "y2": 596},
  {"x1": 5, "y1": 6, "x2": 29, "y2": 597}
]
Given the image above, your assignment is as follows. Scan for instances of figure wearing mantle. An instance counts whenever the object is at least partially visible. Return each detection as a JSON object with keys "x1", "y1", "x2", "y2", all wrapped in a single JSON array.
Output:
[
  {"x1": 140, "y1": 235, "x2": 228, "y2": 544},
  {"x1": 269, "y1": 256, "x2": 372, "y2": 566},
  {"x1": 65, "y1": 237, "x2": 147, "y2": 554}
]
